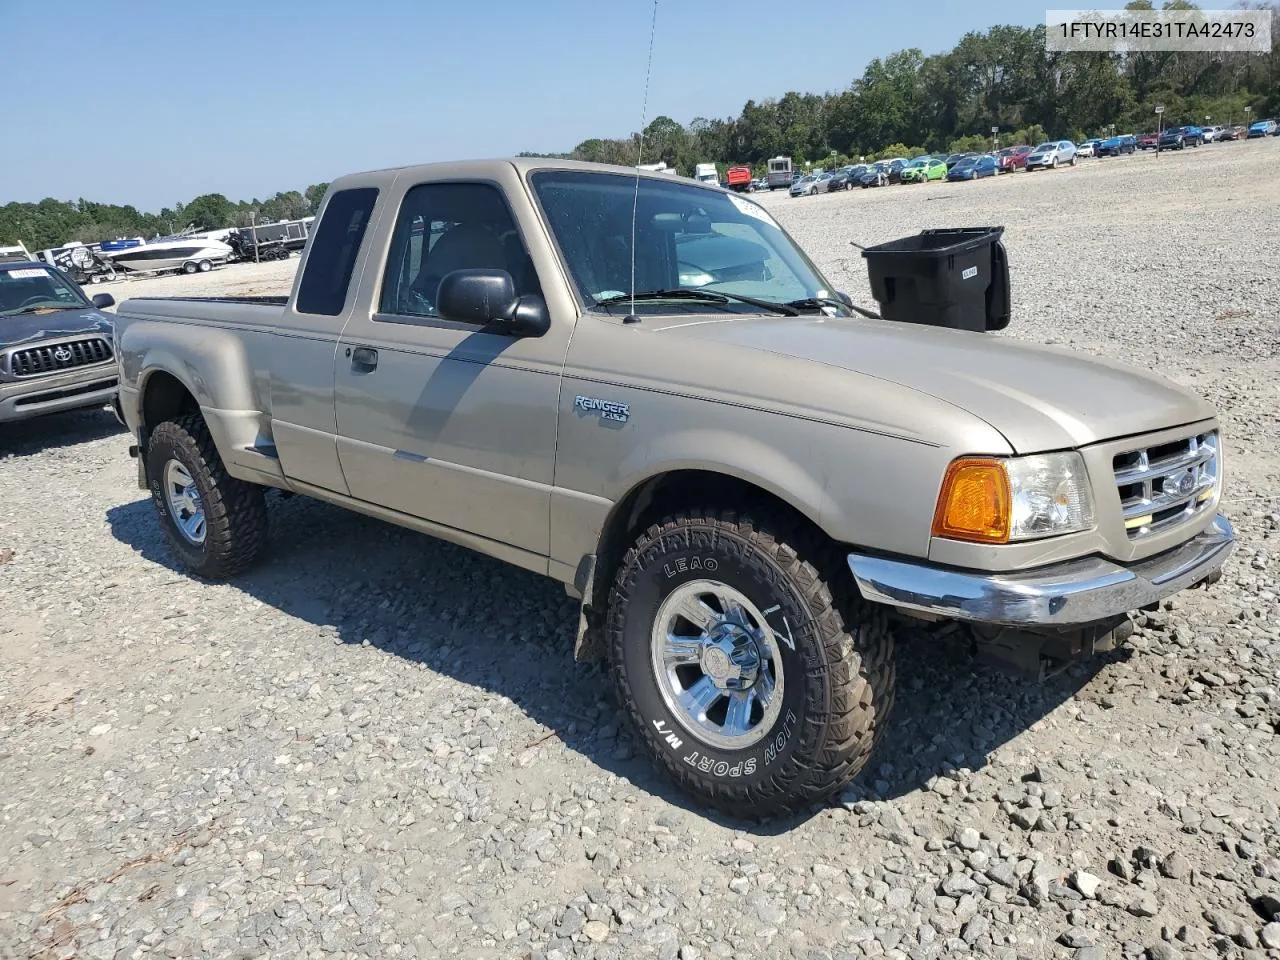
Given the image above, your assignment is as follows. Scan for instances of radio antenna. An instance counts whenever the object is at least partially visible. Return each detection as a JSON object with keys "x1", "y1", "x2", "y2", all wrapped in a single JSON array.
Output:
[{"x1": 625, "y1": 0, "x2": 660, "y2": 324}]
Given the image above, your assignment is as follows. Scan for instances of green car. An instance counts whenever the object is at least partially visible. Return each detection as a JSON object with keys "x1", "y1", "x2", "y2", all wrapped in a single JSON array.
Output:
[{"x1": 900, "y1": 157, "x2": 947, "y2": 183}]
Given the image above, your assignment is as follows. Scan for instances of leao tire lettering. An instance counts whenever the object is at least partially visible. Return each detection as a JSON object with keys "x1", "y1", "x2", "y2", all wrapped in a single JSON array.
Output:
[{"x1": 663, "y1": 556, "x2": 718, "y2": 578}]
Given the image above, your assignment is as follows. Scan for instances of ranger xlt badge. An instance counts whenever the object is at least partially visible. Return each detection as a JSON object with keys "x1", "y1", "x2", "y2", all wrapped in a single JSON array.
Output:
[{"x1": 574, "y1": 395, "x2": 629, "y2": 424}]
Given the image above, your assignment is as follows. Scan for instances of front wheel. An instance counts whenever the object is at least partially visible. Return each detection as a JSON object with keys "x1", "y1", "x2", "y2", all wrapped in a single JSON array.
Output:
[
  {"x1": 607, "y1": 507, "x2": 896, "y2": 818},
  {"x1": 146, "y1": 414, "x2": 268, "y2": 579}
]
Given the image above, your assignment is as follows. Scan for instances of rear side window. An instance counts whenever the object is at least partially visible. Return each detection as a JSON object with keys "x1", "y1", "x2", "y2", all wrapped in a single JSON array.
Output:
[{"x1": 295, "y1": 187, "x2": 378, "y2": 316}]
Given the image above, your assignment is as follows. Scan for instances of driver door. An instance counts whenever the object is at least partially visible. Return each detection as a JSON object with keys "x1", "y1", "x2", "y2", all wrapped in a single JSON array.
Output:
[{"x1": 332, "y1": 178, "x2": 568, "y2": 558}]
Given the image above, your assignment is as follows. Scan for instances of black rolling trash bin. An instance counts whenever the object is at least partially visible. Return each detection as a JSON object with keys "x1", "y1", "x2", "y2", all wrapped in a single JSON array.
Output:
[{"x1": 861, "y1": 226, "x2": 1011, "y2": 332}]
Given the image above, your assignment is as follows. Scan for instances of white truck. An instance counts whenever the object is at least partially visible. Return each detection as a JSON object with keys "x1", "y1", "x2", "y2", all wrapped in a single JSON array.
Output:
[
  {"x1": 0, "y1": 243, "x2": 35, "y2": 265},
  {"x1": 693, "y1": 162, "x2": 719, "y2": 185}
]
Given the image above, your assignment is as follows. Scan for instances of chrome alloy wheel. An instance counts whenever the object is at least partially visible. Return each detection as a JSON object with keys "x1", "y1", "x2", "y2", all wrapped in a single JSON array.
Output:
[
  {"x1": 163, "y1": 459, "x2": 206, "y2": 545},
  {"x1": 650, "y1": 580, "x2": 785, "y2": 749}
]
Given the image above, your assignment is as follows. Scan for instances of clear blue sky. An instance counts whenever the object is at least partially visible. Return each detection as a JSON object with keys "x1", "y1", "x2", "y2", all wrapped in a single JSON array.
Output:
[{"x1": 1, "y1": 0, "x2": 1039, "y2": 211}]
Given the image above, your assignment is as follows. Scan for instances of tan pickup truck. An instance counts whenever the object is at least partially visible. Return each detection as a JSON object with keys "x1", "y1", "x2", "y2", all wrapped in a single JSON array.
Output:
[{"x1": 113, "y1": 159, "x2": 1234, "y2": 816}]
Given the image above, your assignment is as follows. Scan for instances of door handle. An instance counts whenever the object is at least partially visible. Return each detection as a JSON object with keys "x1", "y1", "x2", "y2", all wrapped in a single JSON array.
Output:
[{"x1": 350, "y1": 346, "x2": 378, "y2": 372}]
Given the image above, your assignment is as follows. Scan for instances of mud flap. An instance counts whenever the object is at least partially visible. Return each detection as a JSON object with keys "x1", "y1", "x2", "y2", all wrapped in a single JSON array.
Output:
[
  {"x1": 129, "y1": 436, "x2": 149, "y2": 490},
  {"x1": 571, "y1": 555, "x2": 606, "y2": 663}
]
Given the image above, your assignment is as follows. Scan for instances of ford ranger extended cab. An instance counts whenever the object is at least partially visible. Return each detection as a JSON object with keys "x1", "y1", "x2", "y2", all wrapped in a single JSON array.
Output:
[{"x1": 113, "y1": 159, "x2": 1234, "y2": 816}]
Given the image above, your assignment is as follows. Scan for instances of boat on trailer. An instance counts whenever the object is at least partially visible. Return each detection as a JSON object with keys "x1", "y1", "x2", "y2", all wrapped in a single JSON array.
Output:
[{"x1": 103, "y1": 236, "x2": 234, "y2": 275}]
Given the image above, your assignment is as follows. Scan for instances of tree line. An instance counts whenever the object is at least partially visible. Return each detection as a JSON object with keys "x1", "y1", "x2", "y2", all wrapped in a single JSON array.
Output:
[
  {"x1": 524, "y1": 2, "x2": 1279, "y2": 176},
  {"x1": 0, "y1": 184, "x2": 329, "y2": 254}
]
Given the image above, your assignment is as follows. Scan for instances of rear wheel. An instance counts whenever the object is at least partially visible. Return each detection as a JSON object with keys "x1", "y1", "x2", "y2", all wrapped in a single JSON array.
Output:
[
  {"x1": 146, "y1": 414, "x2": 268, "y2": 579},
  {"x1": 182, "y1": 261, "x2": 198, "y2": 275},
  {"x1": 607, "y1": 506, "x2": 896, "y2": 818},
  {"x1": 198, "y1": 259, "x2": 213, "y2": 272}
]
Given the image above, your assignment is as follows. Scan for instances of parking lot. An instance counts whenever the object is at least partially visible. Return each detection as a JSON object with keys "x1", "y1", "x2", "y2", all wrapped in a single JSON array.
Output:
[{"x1": 2, "y1": 140, "x2": 1279, "y2": 960}]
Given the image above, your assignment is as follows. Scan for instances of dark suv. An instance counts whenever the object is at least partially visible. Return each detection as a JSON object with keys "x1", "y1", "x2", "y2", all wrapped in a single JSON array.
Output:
[{"x1": 1158, "y1": 126, "x2": 1204, "y2": 150}]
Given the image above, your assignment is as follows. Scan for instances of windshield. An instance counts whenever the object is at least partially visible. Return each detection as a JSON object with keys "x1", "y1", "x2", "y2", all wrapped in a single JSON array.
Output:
[
  {"x1": 1033, "y1": 143, "x2": 1057, "y2": 152},
  {"x1": 0, "y1": 266, "x2": 88, "y2": 318},
  {"x1": 954, "y1": 157, "x2": 977, "y2": 167},
  {"x1": 529, "y1": 170, "x2": 843, "y2": 316}
]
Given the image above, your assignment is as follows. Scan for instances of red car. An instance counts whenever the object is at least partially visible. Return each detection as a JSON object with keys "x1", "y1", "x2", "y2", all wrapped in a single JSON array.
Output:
[
  {"x1": 1137, "y1": 132, "x2": 1159, "y2": 150},
  {"x1": 996, "y1": 145, "x2": 1033, "y2": 172}
]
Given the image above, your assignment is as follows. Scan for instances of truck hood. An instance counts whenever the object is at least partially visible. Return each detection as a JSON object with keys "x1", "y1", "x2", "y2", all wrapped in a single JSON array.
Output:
[
  {"x1": 657, "y1": 315, "x2": 1213, "y2": 453},
  {"x1": 0, "y1": 307, "x2": 113, "y2": 350}
]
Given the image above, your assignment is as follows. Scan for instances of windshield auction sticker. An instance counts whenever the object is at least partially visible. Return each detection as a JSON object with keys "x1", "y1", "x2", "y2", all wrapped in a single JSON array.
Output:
[
  {"x1": 727, "y1": 194, "x2": 779, "y2": 229},
  {"x1": 1045, "y1": 9, "x2": 1270, "y2": 52}
]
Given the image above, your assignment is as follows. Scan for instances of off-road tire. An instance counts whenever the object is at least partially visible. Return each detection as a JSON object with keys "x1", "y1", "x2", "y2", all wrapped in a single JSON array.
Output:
[
  {"x1": 146, "y1": 414, "x2": 268, "y2": 579},
  {"x1": 606, "y1": 507, "x2": 896, "y2": 818}
]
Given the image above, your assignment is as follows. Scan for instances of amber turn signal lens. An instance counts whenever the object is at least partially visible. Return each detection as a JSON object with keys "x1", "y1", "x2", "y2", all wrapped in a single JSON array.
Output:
[{"x1": 932, "y1": 458, "x2": 1012, "y2": 543}]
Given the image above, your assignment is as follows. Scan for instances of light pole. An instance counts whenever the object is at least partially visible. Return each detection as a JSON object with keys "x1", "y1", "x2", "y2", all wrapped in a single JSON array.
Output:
[{"x1": 1155, "y1": 104, "x2": 1164, "y2": 156}]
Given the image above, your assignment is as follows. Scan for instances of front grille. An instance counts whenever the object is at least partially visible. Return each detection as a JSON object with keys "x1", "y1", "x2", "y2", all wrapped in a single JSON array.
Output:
[
  {"x1": 9, "y1": 337, "x2": 113, "y2": 378},
  {"x1": 1113, "y1": 431, "x2": 1219, "y2": 540}
]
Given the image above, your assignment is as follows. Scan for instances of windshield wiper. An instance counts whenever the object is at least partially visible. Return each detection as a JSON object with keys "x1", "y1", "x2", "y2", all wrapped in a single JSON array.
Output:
[
  {"x1": 595, "y1": 289, "x2": 798, "y2": 317},
  {"x1": 7, "y1": 305, "x2": 74, "y2": 317},
  {"x1": 784, "y1": 296, "x2": 882, "y2": 320}
]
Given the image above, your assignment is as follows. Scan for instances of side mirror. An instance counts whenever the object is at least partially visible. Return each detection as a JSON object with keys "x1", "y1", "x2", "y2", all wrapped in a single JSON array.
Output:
[
  {"x1": 436, "y1": 268, "x2": 550, "y2": 337},
  {"x1": 91, "y1": 293, "x2": 115, "y2": 309}
]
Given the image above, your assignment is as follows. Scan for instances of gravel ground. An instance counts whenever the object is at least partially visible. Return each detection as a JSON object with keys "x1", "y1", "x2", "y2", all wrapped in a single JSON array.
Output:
[{"x1": 2, "y1": 141, "x2": 1279, "y2": 960}]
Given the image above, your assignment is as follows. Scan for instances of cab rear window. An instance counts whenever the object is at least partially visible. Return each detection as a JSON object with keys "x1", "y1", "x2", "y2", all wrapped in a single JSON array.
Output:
[{"x1": 295, "y1": 187, "x2": 378, "y2": 316}]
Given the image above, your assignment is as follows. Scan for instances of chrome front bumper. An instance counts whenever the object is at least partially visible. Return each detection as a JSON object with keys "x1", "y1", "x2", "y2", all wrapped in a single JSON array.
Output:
[{"x1": 848, "y1": 513, "x2": 1235, "y2": 627}]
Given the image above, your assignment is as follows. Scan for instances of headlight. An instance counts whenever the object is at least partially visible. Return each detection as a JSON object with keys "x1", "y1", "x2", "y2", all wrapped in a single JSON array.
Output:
[{"x1": 932, "y1": 453, "x2": 1095, "y2": 544}]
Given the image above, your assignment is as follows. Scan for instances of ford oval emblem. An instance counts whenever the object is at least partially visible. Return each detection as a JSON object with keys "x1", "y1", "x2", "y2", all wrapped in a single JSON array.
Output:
[{"x1": 1171, "y1": 470, "x2": 1197, "y2": 497}]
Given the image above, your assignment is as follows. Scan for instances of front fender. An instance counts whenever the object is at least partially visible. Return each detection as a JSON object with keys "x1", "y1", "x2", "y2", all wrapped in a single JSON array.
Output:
[{"x1": 610, "y1": 428, "x2": 831, "y2": 533}]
